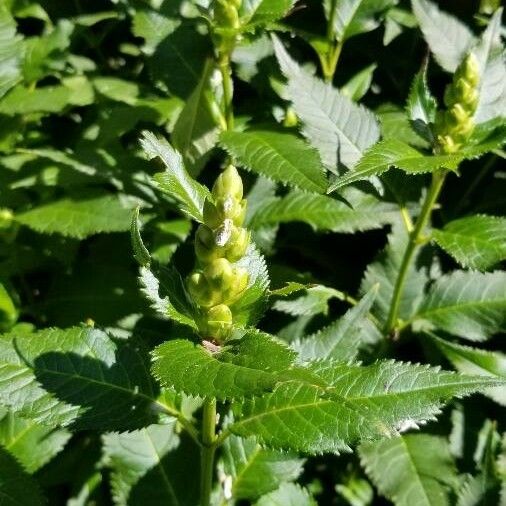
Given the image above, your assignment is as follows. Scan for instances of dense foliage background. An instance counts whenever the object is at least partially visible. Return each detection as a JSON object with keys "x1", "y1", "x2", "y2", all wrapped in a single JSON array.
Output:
[{"x1": 0, "y1": 0, "x2": 505, "y2": 505}]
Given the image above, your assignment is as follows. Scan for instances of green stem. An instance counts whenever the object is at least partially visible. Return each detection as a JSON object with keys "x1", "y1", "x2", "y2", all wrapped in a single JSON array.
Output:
[
  {"x1": 200, "y1": 399, "x2": 217, "y2": 506},
  {"x1": 383, "y1": 170, "x2": 447, "y2": 335},
  {"x1": 218, "y1": 53, "x2": 234, "y2": 131},
  {"x1": 321, "y1": 0, "x2": 343, "y2": 82}
]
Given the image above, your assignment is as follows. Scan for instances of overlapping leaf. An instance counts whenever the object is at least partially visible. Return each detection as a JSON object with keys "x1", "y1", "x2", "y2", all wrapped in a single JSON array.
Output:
[
  {"x1": 220, "y1": 129, "x2": 328, "y2": 193},
  {"x1": 433, "y1": 215, "x2": 506, "y2": 271},
  {"x1": 411, "y1": 271, "x2": 506, "y2": 341},
  {"x1": 360, "y1": 434, "x2": 459, "y2": 506},
  {"x1": 0, "y1": 327, "x2": 157, "y2": 430},
  {"x1": 272, "y1": 35, "x2": 380, "y2": 171}
]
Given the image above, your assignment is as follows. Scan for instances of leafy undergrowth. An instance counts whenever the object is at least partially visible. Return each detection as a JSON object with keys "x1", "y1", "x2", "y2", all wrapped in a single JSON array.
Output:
[{"x1": 0, "y1": 1, "x2": 505, "y2": 505}]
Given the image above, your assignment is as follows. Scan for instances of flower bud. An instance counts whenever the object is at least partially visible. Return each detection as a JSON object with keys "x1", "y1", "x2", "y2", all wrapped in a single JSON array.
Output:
[
  {"x1": 195, "y1": 225, "x2": 220, "y2": 263},
  {"x1": 212, "y1": 165, "x2": 243, "y2": 201},
  {"x1": 203, "y1": 199, "x2": 222, "y2": 229},
  {"x1": 223, "y1": 267, "x2": 249, "y2": 303},
  {"x1": 187, "y1": 272, "x2": 218, "y2": 307},
  {"x1": 225, "y1": 227, "x2": 250, "y2": 262},
  {"x1": 202, "y1": 304, "x2": 233, "y2": 342},
  {"x1": 214, "y1": 0, "x2": 240, "y2": 29},
  {"x1": 204, "y1": 258, "x2": 235, "y2": 290}
]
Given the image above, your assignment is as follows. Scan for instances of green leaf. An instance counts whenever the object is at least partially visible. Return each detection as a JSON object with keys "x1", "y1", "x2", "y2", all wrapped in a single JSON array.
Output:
[
  {"x1": 0, "y1": 326, "x2": 157, "y2": 430},
  {"x1": 359, "y1": 434, "x2": 459, "y2": 506},
  {"x1": 411, "y1": 0, "x2": 476, "y2": 72},
  {"x1": 243, "y1": 0, "x2": 297, "y2": 26},
  {"x1": 142, "y1": 131, "x2": 211, "y2": 222},
  {"x1": 324, "y1": 0, "x2": 395, "y2": 42},
  {"x1": 93, "y1": 77, "x2": 139, "y2": 104},
  {"x1": 16, "y1": 194, "x2": 134, "y2": 239},
  {"x1": 148, "y1": 22, "x2": 210, "y2": 99},
  {"x1": 0, "y1": 85, "x2": 73, "y2": 115},
  {"x1": 229, "y1": 244, "x2": 271, "y2": 327},
  {"x1": 473, "y1": 8, "x2": 506, "y2": 123},
  {"x1": 130, "y1": 208, "x2": 151, "y2": 267},
  {"x1": 429, "y1": 333, "x2": 506, "y2": 406},
  {"x1": 250, "y1": 188, "x2": 400, "y2": 233},
  {"x1": 230, "y1": 361, "x2": 500, "y2": 453},
  {"x1": 407, "y1": 64, "x2": 437, "y2": 143},
  {"x1": 172, "y1": 60, "x2": 221, "y2": 175},
  {"x1": 433, "y1": 215, "x2": 506, "y2": 271},
  {"x1": 151, "y1": 331, "x2": 297, "y2": 400},
  {"x1": 0, "y1": 411, "x2": 71, "y2": 473},
  {"x1": 222, "y1": 433, "x2": 304, "y2": 500},
  {"x1": 329, "y1": 130, "x2": 505, "y2": 191},
  {"x1": 138, "y1": 264, "x2": 197, "y2": 329},
  {"x1": 102, "y1": 423, "x2": 200, "y2": 506},
  {"x1": 292, "y1": 286, "x2": 378, "y2": 362},
  {"x1": 361, "y1": 221, "x2": 428, "y2": 324},
  {"x1": 0, "y1": 6, "x2": 23, "y2": 99},
  {"x1": 220, "y1": 129, "x2": 328, "y2": 193},
  {"x1": 256, "y1": 483, "x2": 316, "y2": 506},
  {"x1": 341, "y1": 63, "x2": 377, "y2": 102},
  {"x1": 411, "y1": 271, "x2": 506, "y2": 341},
  {"x1": 0, "y1": 447, "x2": 45, "y2": 505},
  {"x1": 272, "y1": 35, "x2": 380, "y2": 171},
  {"x1": 274, "y1": 285, "x2": 343, "y2": 317},
  {"x1": 132, "y1": 10, "x2": 179, "y2": 55}
]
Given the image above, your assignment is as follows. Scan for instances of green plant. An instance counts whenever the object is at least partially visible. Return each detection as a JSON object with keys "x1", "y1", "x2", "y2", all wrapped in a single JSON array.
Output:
[{"x1": 0, "y1": 0, "x2": 505, "y2": 505}]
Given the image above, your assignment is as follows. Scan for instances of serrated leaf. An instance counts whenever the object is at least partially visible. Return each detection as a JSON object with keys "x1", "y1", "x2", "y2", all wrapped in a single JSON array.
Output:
[
  {"x1": 273, "y1": 285, "x2": 342, "y2": 317},
  {"x1": 0, "y1": 411, "x2": 70, "y2": 473},
  {"x1": 229, "y1": 244, "x2": 271, "y2": 327},
  {"x1": 473, "y1": 8, "x2": 506, "y2": 123},
  {"x1": 411, "y1": 0, "x2": 476, "y2": 72},
  {"x1": 293, "y1": 286, "x2": 378, "y2": 362},
  {"x1": 142, "y1": 131, "x2": 211, "y2": 222},
  {"x1": 102, "y1": 423, "x2": 200, "y2": 506},
  {"x1": 324, "y1": 0, "x2": 395, "y2": 42},
  {"x1": 243, "y1": 0, "x2": 297, "y2": 26},
  {"x1": 250, "y1": 188, "x2": 399, "y2": 233},
  {"x1": 138, "y1": 265, "x2": 197, "y2": 329},
  {"x1": 429, "y1": 333, "x2": 506, "y2": 406},
  {"x1": 0, "y1": 6, "x2": 23, "y2": 99},
  {"x1": 0, "y1": 447, "x2": 45, "y2": 505},
  {"x1": 132, "y1": 10, "x2": 178, "y2": 55},
  {"x1": 407, "y1": 63, "x2": 437, "y2": 143},
  {"x1": 411, "y1": 271, "x2": 506, "y2": 341},
  {"x1": 328, "y1": 134, "x2": 505, "y2": 192},
  {"x1": 272, "y1": 35, "x2": 380, "y2": 171},
  {"x1": 151, "y1": 331, "x2": 297, "y2": 400},
  {"x1": 220, "y1": 129, "x2": 328, "y2": 193},
  {"x1": 359, "y1": 434, "x2": 459, "y2": 506},
  {"x1": 256, "y1": 483, "x2": 316, "y2": 506},
  {"x1": 130, "y1": 208, "x2": 151, "y2": 267},
  {"x1": 0, "y1": 327, "x2": 158, "y2": 430},
  {"x1": 230, "y1": 360, "x2": 501, "y2": 453},
  {"x1": 16, "y1": 194, "x2": 134, "y2": 239},
  {"x1": 433, "y1": 215, "x2": 506, "y2": 271},
  {"x1": 172, "y1": 60, "x2": 221, "y2": 175},
  {"x1": 222, "y1": 433, "x2": 304, "y2": 500},
  {"x1": 361, "y1": 221, "x2": 428, "y2": 324}
]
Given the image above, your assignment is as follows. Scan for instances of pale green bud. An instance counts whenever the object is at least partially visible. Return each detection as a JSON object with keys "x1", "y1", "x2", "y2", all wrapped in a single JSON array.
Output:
[
  {"x1": 225, "y1": 227, "x2": 250, "y2": 262},
  {"x1": 202, "y1": 304, "x2": 233, "y2": 342},
  {"x1": 223, "y1": 266, "x2": 249, "y2": 303},
  {"x1": 203, "y1": 199, "x2": 222, "y2": 229},
  {"x1": 187, "y1": 272, "x2": 220, "y2": 307},
  {"x1": 204, "y1": 258, "x2": 234, "y2": 290},
  {"x1": 195, "y1": 225, "x2": 221, "y2": 263},
  {"x1": 212, "y1": 165, "x2": 243, "y2": 201},
  {"x1": 214, "y1": 0, "x2": 240, "y2": 29}
]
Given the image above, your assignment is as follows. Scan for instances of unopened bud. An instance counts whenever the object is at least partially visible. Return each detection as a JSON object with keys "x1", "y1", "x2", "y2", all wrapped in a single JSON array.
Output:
[
  {"x1": 225, "y1": 227, "x2": 250, "y2": 262},
  {"x1": 202, "y1": 304, "x2": 233, "y2": 342},
  {"x1": 204, "y1": 258, "x2": 234, "y2": 290},
  {"x1": 212, "y1": 165, "x2": 243, "y2": 201},
  {"x1": 188, "y1": 272, "x2": 217, "y2": 307}
]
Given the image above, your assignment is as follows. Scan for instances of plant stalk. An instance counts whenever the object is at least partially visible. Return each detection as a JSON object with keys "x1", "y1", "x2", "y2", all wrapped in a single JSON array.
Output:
[
  {"x1": 200, "y1": 399, "x2": 217, "y2": 506},
  {"x1": 383, "y1": 170, "x2": 447, "y2": 335},
  {"x1": 218, "y1": 53, "x2": 234, "y2": 131}
]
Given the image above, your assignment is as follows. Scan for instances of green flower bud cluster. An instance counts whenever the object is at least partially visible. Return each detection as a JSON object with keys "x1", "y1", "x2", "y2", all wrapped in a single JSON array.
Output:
[
  {"x1": 435, "y1": 54, "x2": 480, "y2": 154},
  {"x1": 187, "y1": 165, "x2": 250, "y2": 342},
  {"x1": 212, "y1": 0, "x2": 242, "y2": 55}
]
